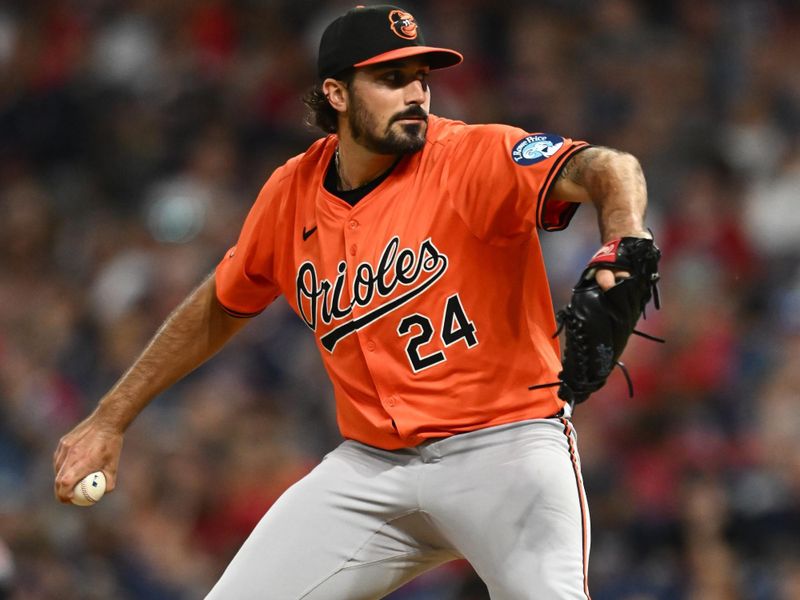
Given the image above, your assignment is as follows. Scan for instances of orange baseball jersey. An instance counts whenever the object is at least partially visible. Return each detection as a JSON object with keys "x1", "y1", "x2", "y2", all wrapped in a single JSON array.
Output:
[{"x1": 216, "y1": 115, "x2": 589, "y2": 450}]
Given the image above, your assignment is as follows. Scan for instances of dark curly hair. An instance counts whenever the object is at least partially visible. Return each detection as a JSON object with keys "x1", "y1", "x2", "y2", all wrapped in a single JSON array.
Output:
[{"x1": 302, "y1": 70, "x2": 355, "y2": 134}]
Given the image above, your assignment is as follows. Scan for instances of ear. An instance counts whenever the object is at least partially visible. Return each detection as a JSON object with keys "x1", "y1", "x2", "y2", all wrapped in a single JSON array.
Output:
[{"x1": 322, "y1": 78, "x2": 349, "y2": 114}]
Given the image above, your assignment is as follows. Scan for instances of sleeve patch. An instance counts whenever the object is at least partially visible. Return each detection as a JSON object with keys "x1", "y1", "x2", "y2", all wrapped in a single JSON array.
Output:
[{"x1": 511, "y1": 134, "x2": 565, "y2": 166}]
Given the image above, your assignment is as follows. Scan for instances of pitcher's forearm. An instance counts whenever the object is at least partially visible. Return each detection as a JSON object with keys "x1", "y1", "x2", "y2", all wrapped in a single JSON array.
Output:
[
  {"x1": 93, "y1": 274, "x2": 248, "y2": 432},
  {"x1": 554, "y1": 147, "x2": 649, "y2": 241},
  {"x1": 587, "y1": 150, "x2": 647, "y2": 241}
]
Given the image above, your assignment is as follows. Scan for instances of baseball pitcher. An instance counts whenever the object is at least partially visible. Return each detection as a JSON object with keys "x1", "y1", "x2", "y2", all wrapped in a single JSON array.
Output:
[{"x1": 54, "y1": 5, "x2": 660, "y2": 599}]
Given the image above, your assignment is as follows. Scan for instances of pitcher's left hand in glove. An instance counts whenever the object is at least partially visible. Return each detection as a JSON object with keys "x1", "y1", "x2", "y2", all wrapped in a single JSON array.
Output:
[{"x1": 554, "y1": 236, "x2": 662, "y2": 405}]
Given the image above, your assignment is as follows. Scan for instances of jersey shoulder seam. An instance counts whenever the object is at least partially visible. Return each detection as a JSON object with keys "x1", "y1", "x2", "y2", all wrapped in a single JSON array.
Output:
[
  {"x1": 435, "y1": 122, "x2": 533, "y2": 247},
  {"x1": 265, "y1": 136, "x2": 331, "y2": 208}
]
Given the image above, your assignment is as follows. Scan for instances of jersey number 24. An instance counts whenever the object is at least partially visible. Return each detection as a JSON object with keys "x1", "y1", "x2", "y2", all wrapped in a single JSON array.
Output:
[{"x1": 397, "y1": 293, "x2": 478, "y2": 373}]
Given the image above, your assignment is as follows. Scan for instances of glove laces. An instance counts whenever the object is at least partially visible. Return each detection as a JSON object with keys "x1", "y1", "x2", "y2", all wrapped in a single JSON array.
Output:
[{"x1": 528, "y1": 282, "x2": 664, "y2": 399}]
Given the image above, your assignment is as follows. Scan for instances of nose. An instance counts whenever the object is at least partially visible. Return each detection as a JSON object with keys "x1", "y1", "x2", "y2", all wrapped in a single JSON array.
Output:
[{"x1": 405, "y1": 78, "x2": 427, "y2": 105}]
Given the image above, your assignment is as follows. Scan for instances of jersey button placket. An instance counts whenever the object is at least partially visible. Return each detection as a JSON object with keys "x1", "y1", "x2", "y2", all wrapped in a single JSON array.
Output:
[
  {"x1": 343, "y1": 217, "x2": 391, "y2": 414},
  {"x1": 343, "y1": 217, "x2": 360, "y2": 326},
  {"x1": 343, "y1": 216, "x2": 360, "y2": 266}
]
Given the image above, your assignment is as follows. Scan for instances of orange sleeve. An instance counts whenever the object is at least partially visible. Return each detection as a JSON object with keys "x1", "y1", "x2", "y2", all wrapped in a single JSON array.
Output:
[
  {"x1": 214, "y1": 171, "x2": 285, "y2": 317},
  {"x1": 442, "y1": 124, "x2": 589, "y2": 242}
]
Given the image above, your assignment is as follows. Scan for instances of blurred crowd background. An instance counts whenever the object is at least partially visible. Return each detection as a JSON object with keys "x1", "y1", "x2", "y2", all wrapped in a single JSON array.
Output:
[{"x1": 1, "y1": 0, "x2": 799, "y2": 598}]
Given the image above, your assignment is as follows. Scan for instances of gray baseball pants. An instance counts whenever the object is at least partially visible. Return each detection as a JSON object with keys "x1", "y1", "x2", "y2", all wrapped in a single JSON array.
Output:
[{"x1": 205, "y1": 417, "x2": 591, "y2": 599}]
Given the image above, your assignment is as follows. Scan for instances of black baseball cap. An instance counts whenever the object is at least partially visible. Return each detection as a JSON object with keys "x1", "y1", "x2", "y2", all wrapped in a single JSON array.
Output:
[{"x1": 317, "y1": 5, "x2": 463, "y2": 79}]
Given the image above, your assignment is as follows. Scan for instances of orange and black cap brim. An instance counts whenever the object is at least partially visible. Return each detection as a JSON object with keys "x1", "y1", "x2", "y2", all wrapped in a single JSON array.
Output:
[{"x1": 353, "y1": 46, "x2": 463, "y2": 71}]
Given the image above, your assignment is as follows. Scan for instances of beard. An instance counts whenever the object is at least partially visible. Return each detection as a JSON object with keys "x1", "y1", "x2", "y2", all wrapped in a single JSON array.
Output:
[{"x1": 348, "y1": 93, "x2": 428, "y2": 155}]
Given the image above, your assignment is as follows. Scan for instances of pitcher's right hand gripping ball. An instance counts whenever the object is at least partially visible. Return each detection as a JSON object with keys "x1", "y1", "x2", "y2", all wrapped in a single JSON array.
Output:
[{"x1": 555, "y1": 237, "x2": 662, "y2": 405}]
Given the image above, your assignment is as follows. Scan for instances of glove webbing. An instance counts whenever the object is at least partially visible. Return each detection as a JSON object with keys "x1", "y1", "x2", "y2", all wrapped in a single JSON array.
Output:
[{"x1": 528, "y1": 277, "x2": 664, "y2": 398}]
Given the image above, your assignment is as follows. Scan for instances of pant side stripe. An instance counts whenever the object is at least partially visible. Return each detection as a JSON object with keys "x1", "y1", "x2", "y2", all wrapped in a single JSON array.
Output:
[{"x1": 560, "y1": 418, "x2": 591, "y2": 600}]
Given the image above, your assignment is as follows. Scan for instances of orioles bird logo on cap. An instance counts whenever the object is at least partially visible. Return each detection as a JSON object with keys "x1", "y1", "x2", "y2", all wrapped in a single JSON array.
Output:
[{"x1": 388, "y1": 9, "x2": 418, "y2": 40}]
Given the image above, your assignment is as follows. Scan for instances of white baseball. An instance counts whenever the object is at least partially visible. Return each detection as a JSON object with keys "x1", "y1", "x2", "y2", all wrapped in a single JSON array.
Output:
[{"x1": 71, "y1": 471, "x2": 106, "y2": 506}]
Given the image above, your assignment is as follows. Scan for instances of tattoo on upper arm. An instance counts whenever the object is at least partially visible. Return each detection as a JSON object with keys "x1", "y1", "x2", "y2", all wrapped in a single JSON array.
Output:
[
  {"x1": 558, "y1": 146, "x2": 621, "y2": 186},
  {"x1": 554, "y1": 146, "x2": 647, "y2": 238}
]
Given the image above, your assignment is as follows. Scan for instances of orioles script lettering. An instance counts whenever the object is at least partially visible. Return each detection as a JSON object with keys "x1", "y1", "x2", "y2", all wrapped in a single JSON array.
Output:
[{"x1": 295, "y1": 237, "x2": 448, "y2": 352}]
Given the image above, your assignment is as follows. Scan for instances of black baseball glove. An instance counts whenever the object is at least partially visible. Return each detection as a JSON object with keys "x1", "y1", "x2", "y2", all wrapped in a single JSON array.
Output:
[{"x1": 548, "y1": 236, "x2": 662, "y2": 405}]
